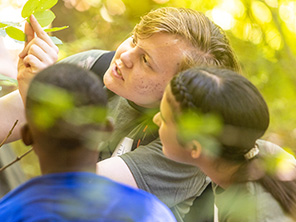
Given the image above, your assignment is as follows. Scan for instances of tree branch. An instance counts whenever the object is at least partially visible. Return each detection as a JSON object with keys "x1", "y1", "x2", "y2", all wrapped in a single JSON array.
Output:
[
  {"x1": 0, "y1": 120, "x2": 18, "y2": 148},
  {"x1": 0, "y1": 148, "x2": 33, "y2": 173}
]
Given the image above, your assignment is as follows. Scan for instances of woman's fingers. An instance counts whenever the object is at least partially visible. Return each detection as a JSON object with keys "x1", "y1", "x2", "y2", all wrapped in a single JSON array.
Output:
[
  {"x1": 18, "y1": 39, "x2": 58, "y2": 75},
  {"x1": 19, "y1": 15, "x2": 59, "y2": 59},
  {"x1": 24, "y1": 21, "x2": 34, "y2": 46},
  {"x1": 18, "y1": 14, "x2": 59, "y2": 85},
  {"x1": 19, "y1": 22, "x2": 35, "y2": 58},
  {"x1": 30, "y1": 15, "x2": 58, "y2": 53},
  {"x1": 26, "y1": 38, "x2": 58, "y2": 62},
  {"x1": 23, "y1": 54, "x2": 47, "y2": 73},
  {"x1": 28, "y1": 44, "x2": 57, "y2": 66}
]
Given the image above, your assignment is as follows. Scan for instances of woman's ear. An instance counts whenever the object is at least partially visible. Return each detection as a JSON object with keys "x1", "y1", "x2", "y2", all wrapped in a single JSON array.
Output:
[
  {"x1": 189, "y1": 140, "x2": 202, "y2": 159},
  {"x1": 21, "y1": 124, "x2": 34, "y2": 146}
]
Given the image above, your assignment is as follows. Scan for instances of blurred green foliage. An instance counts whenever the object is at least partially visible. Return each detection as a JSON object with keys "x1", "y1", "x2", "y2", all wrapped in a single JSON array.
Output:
[
  {"x1": 52, "y1": 0, "x2": 295, "y2": 152},
  {"x1": 28, "y1": 82, "x2": 107, "y2": 130},
  {"x1": 177, "y1": 111, "x2": 222, "y2": 157}
]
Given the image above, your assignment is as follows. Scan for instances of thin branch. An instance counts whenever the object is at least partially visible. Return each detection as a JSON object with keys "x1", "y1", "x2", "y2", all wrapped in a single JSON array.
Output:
[
  {"x1": 0, "y1": 148, "x2": 33, "y2": 173},
  {"x1": 0, "y1": 120, "x2": 18, "y2": 148}
]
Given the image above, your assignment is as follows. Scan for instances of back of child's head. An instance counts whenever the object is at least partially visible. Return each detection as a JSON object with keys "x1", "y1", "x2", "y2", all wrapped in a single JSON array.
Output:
[{"x1": 25, "y1": 63, "x2": 108, "y2": 149}]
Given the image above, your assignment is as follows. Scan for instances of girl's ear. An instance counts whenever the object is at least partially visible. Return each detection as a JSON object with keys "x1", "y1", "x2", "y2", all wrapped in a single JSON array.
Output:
[
  {"x1": 189, "y1": 140, "x2": 202, "y2": 159},
  {"x1": 21, "y1": 124, "x2": 34, "y2": 146}
]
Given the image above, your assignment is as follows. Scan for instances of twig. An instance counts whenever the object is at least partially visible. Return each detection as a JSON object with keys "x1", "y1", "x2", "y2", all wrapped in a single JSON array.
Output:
[
  {"x1": 0, "y1": 148, "x2": 33, "y2": 173},
  {"x1": 0, "y1": 120, "x2": 18, "y2": 148}
]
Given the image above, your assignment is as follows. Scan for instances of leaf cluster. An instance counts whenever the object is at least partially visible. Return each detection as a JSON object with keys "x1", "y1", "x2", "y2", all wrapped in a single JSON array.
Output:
[{"x1": 0, "y1": 0, "x2": 68, "y2": 44}]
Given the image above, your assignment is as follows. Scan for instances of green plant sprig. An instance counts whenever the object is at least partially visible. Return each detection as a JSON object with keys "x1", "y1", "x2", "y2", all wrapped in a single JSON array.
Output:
[{"x1": 0, "y1": 0, "x2": 68, "y2": 44}]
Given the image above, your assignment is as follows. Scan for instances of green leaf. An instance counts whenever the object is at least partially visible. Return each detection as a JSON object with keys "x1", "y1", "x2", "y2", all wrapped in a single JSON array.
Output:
[
  {"x1": 36, "y1": 0, "x2": 58, "y2": 11},
  {"x1": 0, "y1": 23, "x2": 8, "y2": 28},
  {"x1": 44, "y1": 26, "x2": 69, "y2": 33},
  {"x1": 49, "y1": 36, "x2": 63, "y2": 44},
  {"x1": 33, "y1": 10, "x2": 56, "y2": 27},
  {"x1": 21, "y1": 0, "x2": 41, "y2": 18},
  {"x1": 0, "y1": 21, "x2": 21, "y2": 28},
  {"x1": 0, "y1": 81, "x2": 17, "y2": 87},
  {"x1": 0, "y1": 74, "x2": 18, "y2": 85},
  {"x1": 5, "y1": 27, "x2": 26, "y2": 42}
]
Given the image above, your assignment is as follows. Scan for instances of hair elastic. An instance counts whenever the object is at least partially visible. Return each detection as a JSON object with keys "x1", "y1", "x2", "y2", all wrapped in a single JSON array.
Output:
[{"x1": 244, "y1": 144, "x2": 259, "y2": 160}]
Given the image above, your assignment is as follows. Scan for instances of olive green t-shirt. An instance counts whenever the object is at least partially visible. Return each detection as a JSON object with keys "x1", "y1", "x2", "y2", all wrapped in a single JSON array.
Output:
[
  {"x1": 61, "y1": 50, "x2": 210, "y2": 221},
  {"x1": 213, "y1": 181, "x2": 294, "y2": 222}
]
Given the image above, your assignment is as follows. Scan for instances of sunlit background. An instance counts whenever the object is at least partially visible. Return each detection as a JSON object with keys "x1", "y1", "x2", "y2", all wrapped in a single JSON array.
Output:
[{"x1": 0, "y1": 0, "x2": 295, "y2": 177}]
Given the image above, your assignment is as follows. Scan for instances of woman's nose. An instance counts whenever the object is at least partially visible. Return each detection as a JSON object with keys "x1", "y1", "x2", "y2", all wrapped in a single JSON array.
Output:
[{"x1": 120, "y1": 50, "x2": 133, "y2": 69}]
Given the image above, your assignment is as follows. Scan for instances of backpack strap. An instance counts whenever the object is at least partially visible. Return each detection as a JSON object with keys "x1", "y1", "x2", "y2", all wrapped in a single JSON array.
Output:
[{"x1": 90, "y1": 51, "x2": 115, "y2": 83}]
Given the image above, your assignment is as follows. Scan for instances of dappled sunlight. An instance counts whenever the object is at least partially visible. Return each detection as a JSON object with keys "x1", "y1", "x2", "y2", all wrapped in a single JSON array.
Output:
[
  {"x1": 208, "y1": 0, "x2": 245, "y2": 30},
  {"x1": 279, "y1": 1, "x2": 296, "y2": 33},
  {"x1": 106, "y1": 0, "x2": 126, "y2": 16},
  {"x1": 64, "y1": 0, "x2": 101, "y2": 12},
  {"x1": 210, "y1": 8, "x2": 235, "y2": 30},
  {"x1": 266, "y1": 28, "x2": 282, "y2": 50},
  {"x1": 244, "y1": 23, "x2": 263, "y2": 44},
  {"x1": 251, "y1": 1, "x2": 272, "y2": 24},
  {"x1": 265, "y1": 0, "x2": 278, "y2": 8},
  {"x1": 218, "y1": 0, "x2": 245, "y2": 18},
  {"x1": 153, "y1": 0, "x2": 170, "y2": 4},
  {"x1": 206, "y1": 0, "x2": 245, "y2": 30},
  {"x1": 261, "y1": 148, "x2": 296, "y2": 181},
  {"x1": 277, "y1": 147, "x2": 296, "y2": 179},
  {"x1": 100, "y1": 5, "x2": 113, "y2": 22}
]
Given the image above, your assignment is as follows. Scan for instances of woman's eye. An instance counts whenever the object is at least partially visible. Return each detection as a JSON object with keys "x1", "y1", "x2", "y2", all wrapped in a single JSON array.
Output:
[
  {"x1": 131, "y1": 36, "x2": 136, "y2": 46},
  {"x1": 142, "y1": 55, "x2": 151, "y2": 67}
]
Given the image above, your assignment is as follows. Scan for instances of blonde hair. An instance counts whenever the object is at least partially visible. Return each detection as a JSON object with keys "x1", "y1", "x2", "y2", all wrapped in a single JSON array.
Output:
[{"x1": 133, "y1": 7, "x2": 241, "y2": 73}]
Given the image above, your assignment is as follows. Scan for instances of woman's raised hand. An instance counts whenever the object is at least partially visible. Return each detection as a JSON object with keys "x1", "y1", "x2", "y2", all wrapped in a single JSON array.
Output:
[{"x1": 17, "y1": 15, "x2": 59, "y2": 103}]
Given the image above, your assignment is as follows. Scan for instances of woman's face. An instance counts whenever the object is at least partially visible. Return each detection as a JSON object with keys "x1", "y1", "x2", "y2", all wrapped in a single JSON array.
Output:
[
  {"x1": 103, "y1": 32, "x2": 191, "y2": 108},
  {"x1": 153, "y1": 86, "x2": 195, "y2": 165}
]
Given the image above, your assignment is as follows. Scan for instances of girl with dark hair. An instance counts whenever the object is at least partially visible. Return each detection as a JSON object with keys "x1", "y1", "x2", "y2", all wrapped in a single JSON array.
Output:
[{"x1": 153, "y1": 67, "x2": 296, "y2": 222}]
